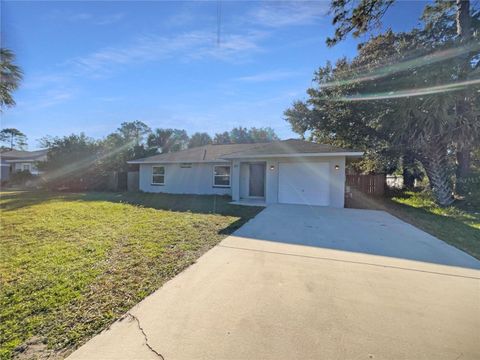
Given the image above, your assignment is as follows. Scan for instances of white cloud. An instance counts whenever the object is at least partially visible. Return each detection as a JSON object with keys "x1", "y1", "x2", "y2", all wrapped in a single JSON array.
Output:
[
  {"x1": 14, "y1": 73, "x2": 76, "y2": 110},
  {"x1": 47, "y1": 10, "x2": 124, "y2": 25},
  {"x1": 36, "y1": 90, "x2": 75, "y2": 108},
  {"x1": 249, "y1": 1, "x2": 329, "y2": 28},
  {"x1": 235, "y1": 70, "x2": 303, "y2": 82},
  {"x1": 164, "y1": 11, "x2": 199, "y2": 27},
  {"x1": 69, "y1": 30, "x2": 267, "y2": 75},
  {"x1": 96, "y1": 96, "x2": 124, "y2": 103},
  {"x1": 95, "y1": 13, "x2": 125, "y2": 26},
  {"x1": 22, "y1": 74, "x2": 69, "y2": 90},
  {"x1": 68, "y1": 12, "x2": 93, "y2": 22},
  {"x1": 14, "y1": 89, "x2": 75, "y2": 112}
]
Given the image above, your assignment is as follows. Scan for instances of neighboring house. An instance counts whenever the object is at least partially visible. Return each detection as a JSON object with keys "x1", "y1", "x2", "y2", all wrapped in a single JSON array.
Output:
[
  {"x1": 128, "y1": 139, "x2": 362, "y2": 208},
  {"x1": 0, "y1": 149, "x2": 48, "y2": 182}
]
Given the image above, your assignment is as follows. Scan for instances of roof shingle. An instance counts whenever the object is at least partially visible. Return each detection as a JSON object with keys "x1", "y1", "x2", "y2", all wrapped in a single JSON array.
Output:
[
  {"x1": 129, "y1": 143, "x2": 265, "y2": 163},
  {"x1": 221, "y1": 139, "x2": 360, "y2": 158},
  {"x1": 129, "y1": 140, "x2": 361, "y2": 164},
  {"x1": 0, "y1": 149, "x2": 48, "y2": 160}
]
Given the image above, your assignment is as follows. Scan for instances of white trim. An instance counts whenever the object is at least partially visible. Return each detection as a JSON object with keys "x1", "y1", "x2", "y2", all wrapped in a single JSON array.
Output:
[
  {"x1": 151, "y1": 165, "x2": 165, "y2": 185},
  {"x1": 230, "y1": 200, "x2": 267, "y2": 207},
  {"x1": 128, "y1": 159, "x2": 230, "y2": 164},
  {"x1": 213, "y1": 164, "x2": 231, "y2": 188},
  {"x1": 6, "y1": 159, "x2": 42, "y2": 163},
  {"x1": 127, "y1": 152, "x2": 363, "y2": 164},
  {"x1": 223, "y1": 152, "x2": 363, "y2": 159}
]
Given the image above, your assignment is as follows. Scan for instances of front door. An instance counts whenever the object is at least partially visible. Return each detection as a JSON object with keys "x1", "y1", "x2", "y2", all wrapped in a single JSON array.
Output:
[{"x1": 249, "y1": 163, "x2": 265, "y2": 197}]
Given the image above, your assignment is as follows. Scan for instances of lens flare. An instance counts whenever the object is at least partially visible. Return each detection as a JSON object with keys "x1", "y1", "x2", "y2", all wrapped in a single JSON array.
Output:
[
  {"x1": 326, "y1": 78, "x2": 480, "y2": 102},
  {"x1": 39, "y1": 139, "x2": 137, "y2": 184},
  {"x1": 320, "y1": 41, "x2": 480, "y2": 90}
]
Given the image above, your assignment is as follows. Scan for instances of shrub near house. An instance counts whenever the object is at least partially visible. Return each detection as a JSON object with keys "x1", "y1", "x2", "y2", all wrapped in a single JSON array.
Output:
[
  {"x1": 0, "y1": 149, "x2": 47, "y2": 184},
  {"x1": 7, "y1": 170, "x2": 36, "y2": 186}
]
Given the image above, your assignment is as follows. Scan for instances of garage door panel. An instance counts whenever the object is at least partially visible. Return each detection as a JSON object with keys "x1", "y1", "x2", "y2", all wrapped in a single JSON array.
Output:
[{"x1": 278, "y1": 162, "x2": 330, "y2": 206}]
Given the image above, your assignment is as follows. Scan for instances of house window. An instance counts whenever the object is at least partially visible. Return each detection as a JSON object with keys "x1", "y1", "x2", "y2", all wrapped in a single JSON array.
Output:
[
  {"x1": 213, "y1": 165, "x2": 231, "y2": 187},
  {"x1": 152, "y1": 166, "x2": 165, "y2": 185},
  {"x1": 22, "y1": 164, "x2": 31, "y2": 172}
]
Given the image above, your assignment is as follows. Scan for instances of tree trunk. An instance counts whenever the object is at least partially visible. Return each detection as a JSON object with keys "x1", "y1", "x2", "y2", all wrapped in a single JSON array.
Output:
[
  {"x1": 456, "y1": 0, "x2": 471, "y2": 38},
  {"x1": 402, "y1": 152, "x2": 416, "y2": 190},
  {"x1": 421, "y1": 142, "x2": 454, "y2": 207},
  {"x1": 455, "y1": 150, "x2": 471, "y2": 194},
  {"x1": 455, "y1": 0, "x2": 472, "y2": 186},
  {"x1": 456, "y1": 150, "x2": 471, "y2": 178}
]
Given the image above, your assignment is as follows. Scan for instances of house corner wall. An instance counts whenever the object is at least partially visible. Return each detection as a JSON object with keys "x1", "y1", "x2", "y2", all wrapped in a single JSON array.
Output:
[
  {"x1": 231, "y1": 160, "x2": 240, "y2": 201},
  {"x1": 265, "y1": 160, "x2": 278, "y2": 204},
  {"x1": 329, "y1": 157, "x2": 346, "y2": 208}
]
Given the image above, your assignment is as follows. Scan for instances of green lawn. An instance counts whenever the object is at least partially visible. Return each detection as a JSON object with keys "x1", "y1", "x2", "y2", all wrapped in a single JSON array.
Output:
[
  {"x1": 0, "y1": 191, "x2": 262, "y2": 360},
  {"x1": 349, "y1": 190, "x2": 480, "y2": 260}
]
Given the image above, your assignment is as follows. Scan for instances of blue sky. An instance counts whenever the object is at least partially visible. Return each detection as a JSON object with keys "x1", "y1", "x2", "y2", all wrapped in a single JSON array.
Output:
[{"x1": 2, "y1": 0, "x2": 427, "y2": 149}]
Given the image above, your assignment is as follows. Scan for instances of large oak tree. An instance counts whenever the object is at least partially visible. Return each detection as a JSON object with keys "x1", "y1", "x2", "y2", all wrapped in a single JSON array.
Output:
[
  {"x1": 286, "y1": 23, "x2": 479, "y2": 206},
  {"x1": 327, "y1": 0, "x2": 480, "y2": 183}
]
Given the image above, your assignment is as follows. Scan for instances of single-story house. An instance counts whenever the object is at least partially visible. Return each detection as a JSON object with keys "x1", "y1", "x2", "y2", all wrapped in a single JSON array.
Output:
[
  {"x1": 0, "y1": 149, "x2": 48, "y2": 182},
  {"x1": 128, "y1": 139, "x2": 363, "y2": 208}
]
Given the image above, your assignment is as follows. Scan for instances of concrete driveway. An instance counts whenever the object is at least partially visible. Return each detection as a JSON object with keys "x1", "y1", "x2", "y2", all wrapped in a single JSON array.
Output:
[{"x1": 69, "y1": 205, "x2": 480, "y2": 360}]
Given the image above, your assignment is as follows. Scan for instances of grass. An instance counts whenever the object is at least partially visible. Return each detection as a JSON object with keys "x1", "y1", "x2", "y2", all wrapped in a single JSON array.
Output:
[
  {"x1": 349, "y1": 190, "x2": 480, "y2": 260},
  {"x1": 0, "y1": 190, "x2": 262, "y2": 360}
]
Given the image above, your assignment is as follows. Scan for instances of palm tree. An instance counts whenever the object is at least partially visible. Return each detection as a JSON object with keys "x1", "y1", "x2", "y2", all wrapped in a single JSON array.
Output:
[
  {"x1": 356, "y1": 34, "x2": 461, "y2": 206},
  {"x1": 390, "y1": 94, "x2": 456, "y2": 206},
  {"x1": 286, "y1": 29, "x2": 476, "y2": 206},
  {"x1": 327, "y1": 0, "x2": 479, "y2": 181},
  {"x1": 0, "y1": 48, "x2": 23, "y2": 110}
]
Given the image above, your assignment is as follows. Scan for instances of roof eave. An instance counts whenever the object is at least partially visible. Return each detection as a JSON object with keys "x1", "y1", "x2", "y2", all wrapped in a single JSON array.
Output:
[
  {"x1": 6, "y1": 159, "x2": 43, "y2": 163},
  {"x1": 127, "y1": 159, "x2": 230, "y2": 164},
  {"x1": 221, "y1": 152, "x2": 364, "y2": 159}
]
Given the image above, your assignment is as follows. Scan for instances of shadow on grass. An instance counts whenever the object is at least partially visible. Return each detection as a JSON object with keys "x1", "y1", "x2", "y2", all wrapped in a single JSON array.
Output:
[
  {"x1": 0, "y1": 190, "x2": 263, "y2": 236},
  {"x1": 347, "y1": 190, "x2": 480, "y2": 260}
]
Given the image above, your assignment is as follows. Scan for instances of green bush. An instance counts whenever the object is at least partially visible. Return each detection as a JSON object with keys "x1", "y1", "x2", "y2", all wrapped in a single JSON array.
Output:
[
  {"x1": 456, "y1": 171, "x2": 480, "y2": 211},
  {"x1": 8, "y1": 170, "x2": 37, "y2": 186}
]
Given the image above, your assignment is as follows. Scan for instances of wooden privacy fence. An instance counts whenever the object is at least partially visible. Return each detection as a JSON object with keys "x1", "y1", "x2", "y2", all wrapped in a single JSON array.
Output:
[
  {"x1": 107, "y1": 171, "x2": 128, "y2": 191},
  {"x1": 106, "y1": 171, "x2": 139, "y2": 191},
  {"x1": 127, "y1": 171, "x2": 139, "y2": 192},
  {"x1": 346, "y1": 174, "x2": 386, "y2": 196}
]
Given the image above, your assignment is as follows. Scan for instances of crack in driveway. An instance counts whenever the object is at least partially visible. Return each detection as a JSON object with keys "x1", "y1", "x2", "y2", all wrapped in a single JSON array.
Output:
[{"x1": 126, "y1": 313, "x2": 165, "y2": 359}]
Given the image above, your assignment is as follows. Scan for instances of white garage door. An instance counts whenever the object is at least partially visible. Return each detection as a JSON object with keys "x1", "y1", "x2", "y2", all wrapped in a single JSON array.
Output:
[{"x1": 278, "y1": 162, "x2": 330, "y2": 206}]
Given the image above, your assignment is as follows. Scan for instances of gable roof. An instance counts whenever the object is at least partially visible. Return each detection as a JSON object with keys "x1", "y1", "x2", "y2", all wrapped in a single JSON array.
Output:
[
  {"x1": 128, "y1": 143, "x2": 261, "y2": 164},
  {"x1": 0, "y1": 149, "x2": 48, "y2": 162},
  {"x1": 128, "y1": 140, "x2": 362, "y2": 164},
  {"x1": 221, "y1": 139, "x2": 362, "y2": 159}
]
